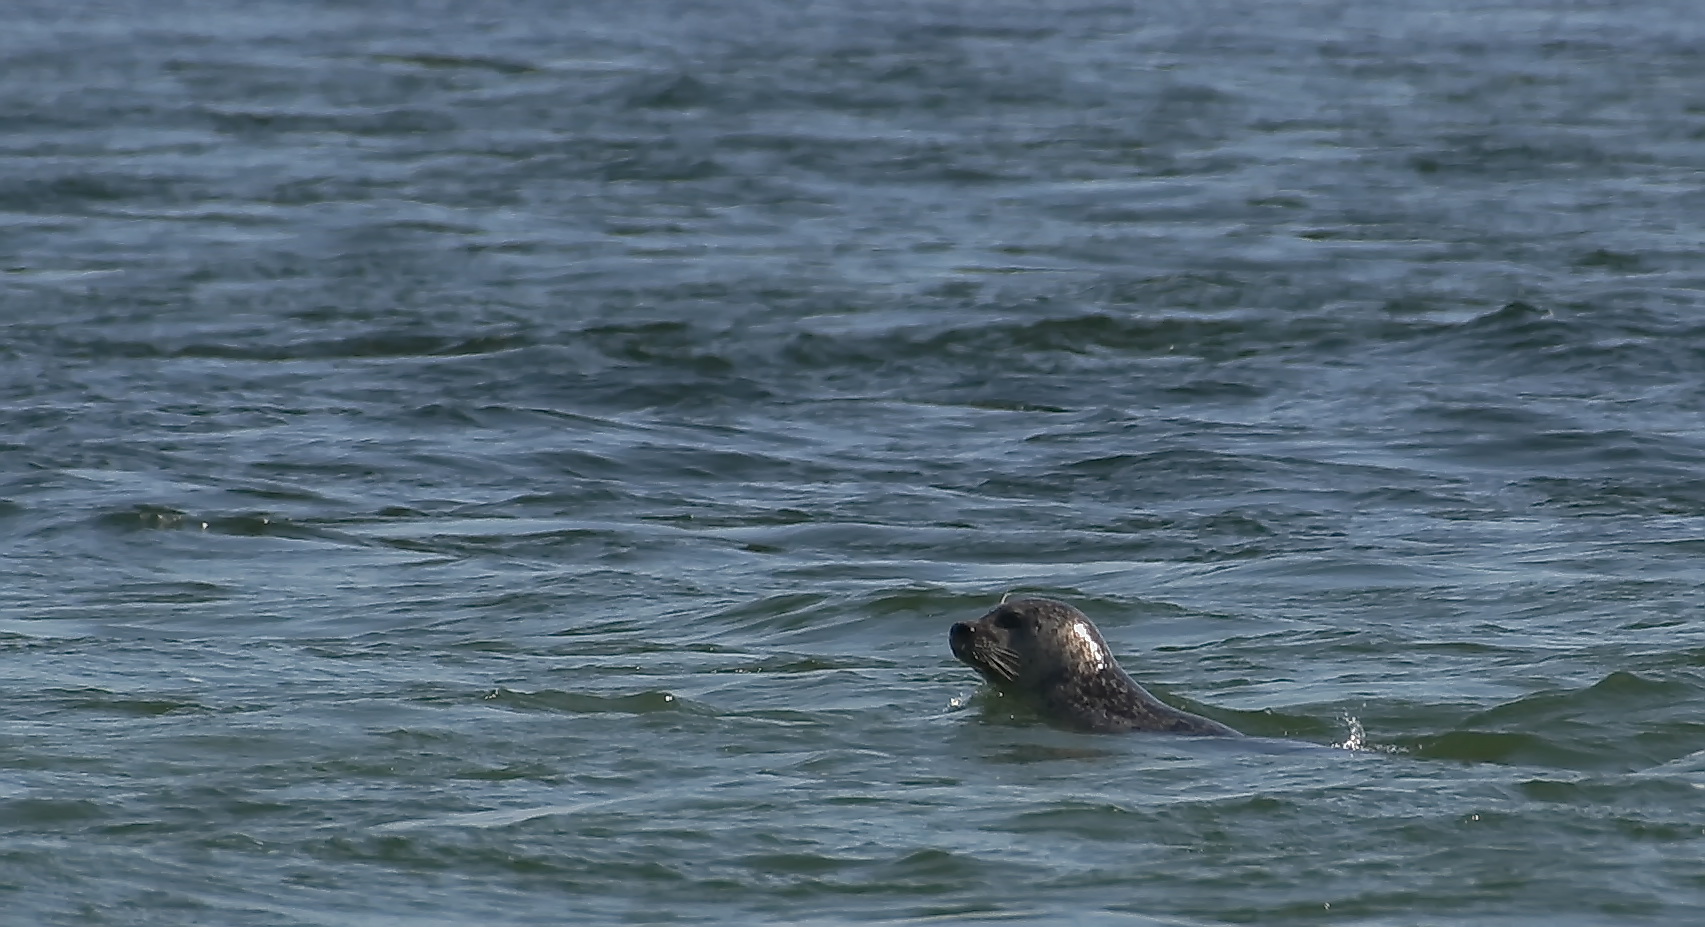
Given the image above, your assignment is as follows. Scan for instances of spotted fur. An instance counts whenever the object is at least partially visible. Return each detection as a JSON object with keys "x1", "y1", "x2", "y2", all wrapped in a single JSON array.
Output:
[{"x1": 949, "y1": 598, "x2": 1240, "y2": 736}]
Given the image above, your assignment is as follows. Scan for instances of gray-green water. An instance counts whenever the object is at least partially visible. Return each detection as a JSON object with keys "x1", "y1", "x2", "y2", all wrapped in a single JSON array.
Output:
[{"x1": 6, "y1": 0, "x2": 1705, "y2": 923}]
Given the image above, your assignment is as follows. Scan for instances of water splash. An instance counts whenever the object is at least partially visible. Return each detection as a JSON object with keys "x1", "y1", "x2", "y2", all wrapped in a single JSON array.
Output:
[
  {"x1": 1333, "y1": 713, "x2": 1405, "y2": 753},
  {"x1": 1334, "y1": 714, "x2": 1369, "y2": 751}
]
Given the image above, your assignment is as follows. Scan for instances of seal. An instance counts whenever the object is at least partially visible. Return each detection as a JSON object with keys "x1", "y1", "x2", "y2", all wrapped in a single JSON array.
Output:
[{"x1": 949, "y1": 597, "x2": 1240, "y2": 736}]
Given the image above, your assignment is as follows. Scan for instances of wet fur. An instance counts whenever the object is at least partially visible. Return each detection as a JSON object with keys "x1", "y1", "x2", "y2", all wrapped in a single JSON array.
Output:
[{"x1": 949, "y1": 598, "x2": 1240, "y2": 736}]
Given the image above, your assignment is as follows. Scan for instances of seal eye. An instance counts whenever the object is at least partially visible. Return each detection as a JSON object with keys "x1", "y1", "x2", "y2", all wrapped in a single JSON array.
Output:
[{"x1": 994, "y1": 610, "x2": 1023, "y2": 631}]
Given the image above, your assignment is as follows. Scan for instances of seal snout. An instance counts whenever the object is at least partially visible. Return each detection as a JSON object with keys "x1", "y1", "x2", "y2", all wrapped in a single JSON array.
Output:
[
  {"x1": 948, "y1": 621, "x2": 975, "y2": 658},
  {"x1": 947, "y1": 623, "x2": 988, "y2": 667}
]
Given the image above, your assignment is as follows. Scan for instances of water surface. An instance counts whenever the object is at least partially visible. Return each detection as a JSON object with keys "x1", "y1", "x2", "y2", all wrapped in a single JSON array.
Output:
[{"x1": 5, "y1": 0, "x2": 1705, "y2": 924}]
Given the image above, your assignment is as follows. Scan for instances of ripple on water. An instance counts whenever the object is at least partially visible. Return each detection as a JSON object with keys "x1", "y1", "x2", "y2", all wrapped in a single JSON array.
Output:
[{"x1": 9, "y1": 0, "x2": 1705, "y2": 925}]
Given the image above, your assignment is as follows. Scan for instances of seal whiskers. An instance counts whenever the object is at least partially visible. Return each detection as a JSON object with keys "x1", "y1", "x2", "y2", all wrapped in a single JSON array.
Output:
[{"x1": 977, "y1": 644, "x2": 1021, "y2": 683}]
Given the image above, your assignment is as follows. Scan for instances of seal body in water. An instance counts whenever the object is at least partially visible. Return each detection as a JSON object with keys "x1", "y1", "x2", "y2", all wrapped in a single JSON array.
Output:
[{"x1": 949, "y1": 597, "x2": 1240, "y2": 736}]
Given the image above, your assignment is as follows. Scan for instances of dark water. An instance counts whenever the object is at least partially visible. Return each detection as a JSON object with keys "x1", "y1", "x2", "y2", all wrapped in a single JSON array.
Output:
[{"x1": 6, "y1": 0, "x2": 1705, "y2": 923}]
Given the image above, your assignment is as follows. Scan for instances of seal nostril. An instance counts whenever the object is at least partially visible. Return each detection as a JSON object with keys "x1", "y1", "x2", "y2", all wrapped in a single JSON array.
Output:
[{"x1": 949, "y1": 622, "x2": 971, "y2": 640}]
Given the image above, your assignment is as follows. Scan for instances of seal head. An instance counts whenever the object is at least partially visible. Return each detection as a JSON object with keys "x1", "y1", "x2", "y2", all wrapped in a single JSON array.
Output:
[{"x1": 949, "y1": 597, "x2": 1239, "y2": 736}]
